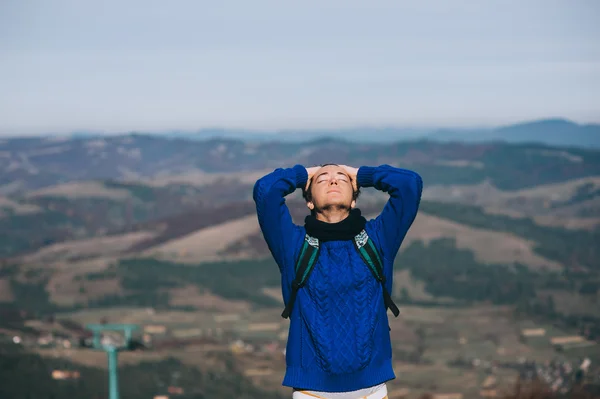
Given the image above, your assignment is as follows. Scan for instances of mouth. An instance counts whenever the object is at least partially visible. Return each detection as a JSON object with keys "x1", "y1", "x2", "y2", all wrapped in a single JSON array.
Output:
[{"x1": 327, "y1": 189, "x2": 341, "y2": 194}]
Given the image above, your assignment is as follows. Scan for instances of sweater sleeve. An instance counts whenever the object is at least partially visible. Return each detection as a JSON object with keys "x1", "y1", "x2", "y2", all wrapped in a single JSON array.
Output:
[
  {"x1": 357, "y1": 165, "x2": 423, "y2": 260},
  {"x1": 253, "y1": 164, "x2": 308, "y2": 271}
]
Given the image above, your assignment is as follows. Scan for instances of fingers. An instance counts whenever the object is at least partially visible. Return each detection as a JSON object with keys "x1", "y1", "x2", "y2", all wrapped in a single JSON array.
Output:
[
  {"x1": 340, "y1": 165, "x2": 357, "y2": 174},
  {"x1": 305, "y1": 166, "x2": 320, "y2": 191},
  {"x1": 340, "y1": 165, "x2": 359, "y2": 190},
  {"x1": 341, "y1": 165, "x2": 358, "y2": 178},
  {"x1": 350, "y1": 175, "x2": 358, "y2": 191}
]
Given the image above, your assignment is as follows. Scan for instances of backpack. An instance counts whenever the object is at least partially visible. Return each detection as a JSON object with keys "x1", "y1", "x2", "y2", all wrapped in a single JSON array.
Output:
[{"x1": 281, "y1": 229, "x2": 400, "y2": 319}]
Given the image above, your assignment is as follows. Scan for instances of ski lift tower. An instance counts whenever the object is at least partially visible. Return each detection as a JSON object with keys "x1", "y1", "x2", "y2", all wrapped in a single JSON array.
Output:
[{"x1": 86, "y1": 323, "x2": 140, "y2": 399}]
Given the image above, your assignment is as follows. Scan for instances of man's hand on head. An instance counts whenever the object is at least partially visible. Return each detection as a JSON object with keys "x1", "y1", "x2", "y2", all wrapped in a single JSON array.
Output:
[
  {"x1": 340, "y1": 165, "x2": 359, "y2": 191},
  {"x1": 305, "y1": 166, "x2": 321, "y2": 191}
]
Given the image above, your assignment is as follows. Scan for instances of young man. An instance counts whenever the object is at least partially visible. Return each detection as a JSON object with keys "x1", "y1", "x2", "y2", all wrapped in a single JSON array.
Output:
[{"x1": 253, "y1": 163, "x2": 422, "y2": 399}]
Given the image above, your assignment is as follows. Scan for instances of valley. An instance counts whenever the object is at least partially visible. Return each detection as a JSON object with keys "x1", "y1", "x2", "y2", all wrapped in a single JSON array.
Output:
[{"x1": 1, "y1": 135, "x2": 600, "y2": 398}]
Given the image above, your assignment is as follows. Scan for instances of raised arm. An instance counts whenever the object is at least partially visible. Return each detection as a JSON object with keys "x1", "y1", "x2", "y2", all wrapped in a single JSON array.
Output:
[
  {"x1": 356, "y1": 165, "x2": 423, "y2": 260},
  {"x1": 253, "y1": 164, "x2": 309, "y2": 271}
]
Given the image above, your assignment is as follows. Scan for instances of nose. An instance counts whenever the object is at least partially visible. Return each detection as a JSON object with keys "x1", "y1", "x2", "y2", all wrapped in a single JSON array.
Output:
[{"x1": 329, "y1": 177, "x2": 338, "y2": 185}]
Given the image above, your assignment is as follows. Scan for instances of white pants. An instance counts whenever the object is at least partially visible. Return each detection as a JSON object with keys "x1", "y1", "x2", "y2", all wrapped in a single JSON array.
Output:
[{"x1": 293, "y1": 383, "x2": 388, "y2": 399}]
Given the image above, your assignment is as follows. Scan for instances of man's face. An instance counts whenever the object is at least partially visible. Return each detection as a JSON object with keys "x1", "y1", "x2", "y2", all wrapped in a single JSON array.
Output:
[{"x1": 307, "y1": 165, "x2": 355, "y2": 212}]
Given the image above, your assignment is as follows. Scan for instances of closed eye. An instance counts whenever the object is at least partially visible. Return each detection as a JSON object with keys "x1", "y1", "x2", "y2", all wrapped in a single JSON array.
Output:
[
  {"x1": 315, "y1": 172, "x2": 350, "y2": 183},
  {"x1": 337, "y1": 175, "x2": 349, "y2": 182}
]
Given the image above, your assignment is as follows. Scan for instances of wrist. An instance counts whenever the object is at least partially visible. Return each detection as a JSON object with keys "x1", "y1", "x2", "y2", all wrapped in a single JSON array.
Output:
[
  {"x1": 293, "y1": 164, "x2": 308, "y2": 189},
  {"x1": 357, "y1": 166, "x2": 376, "y2": 187}
]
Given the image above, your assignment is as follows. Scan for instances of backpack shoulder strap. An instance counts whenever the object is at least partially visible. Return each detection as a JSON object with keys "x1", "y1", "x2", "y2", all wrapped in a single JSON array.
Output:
[
  {"x1": 353, "y1": 230, "x2": 400, "y2": 317},
  {"x1": 281, "y1": 234, "x2": 320, "y2": 319}
]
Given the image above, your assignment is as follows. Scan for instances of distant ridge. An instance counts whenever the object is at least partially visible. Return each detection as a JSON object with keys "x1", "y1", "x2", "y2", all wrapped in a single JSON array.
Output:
[
  {"x1": 60, "y1": 118, "x2": 599, "y2": 148},
  {"x1": 2, "y1": 132, "x2": 600, "y2": 196},
  {"x1": 427, "y1": 118, "x2": 600, "y2": 148}
]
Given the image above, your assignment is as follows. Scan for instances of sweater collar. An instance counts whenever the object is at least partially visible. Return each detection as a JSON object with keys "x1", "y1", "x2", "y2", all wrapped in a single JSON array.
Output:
[{"x1": 304, "y1": 208, "x2": 366, "y2": 242}]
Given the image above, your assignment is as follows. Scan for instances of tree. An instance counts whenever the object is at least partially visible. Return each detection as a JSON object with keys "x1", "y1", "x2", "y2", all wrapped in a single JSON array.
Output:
[
  {"x1": 414, "y1": 327, "x2": 427, "y2": 363},
  {"x1": 400, "y1": 287, "x2": 411, "y2": 302}
]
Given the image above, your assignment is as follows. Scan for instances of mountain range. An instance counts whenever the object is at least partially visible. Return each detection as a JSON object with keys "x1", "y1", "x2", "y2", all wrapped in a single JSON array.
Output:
[
  {"x1": 1, "y1": 128, "x2": 600, "y2": 397},
  {"x1": 57, "y1": 118, "x2": 600, "y2": 148},
  {"x1": 2, "y1": 129, "x2": 600, "y2": 196},
  {"x1": 426, "y1": 118, "x2": 600, "y2": 148}
]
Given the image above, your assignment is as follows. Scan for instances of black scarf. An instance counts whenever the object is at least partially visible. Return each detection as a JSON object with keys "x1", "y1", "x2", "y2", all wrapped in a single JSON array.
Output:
[{"x1": 304, "y1": 208, "x2": 367, "y2": 242}]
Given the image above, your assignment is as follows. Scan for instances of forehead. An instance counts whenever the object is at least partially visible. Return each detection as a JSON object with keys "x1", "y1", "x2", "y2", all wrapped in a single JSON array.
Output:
[{"x1": 315, "y1": 165, "x2": 348, "y2": 177}]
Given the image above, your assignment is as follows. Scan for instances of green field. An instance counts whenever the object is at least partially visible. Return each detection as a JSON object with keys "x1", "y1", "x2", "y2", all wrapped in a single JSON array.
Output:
[{"x1": 29, "y1": 302, "x2": 594, "y2": 399}]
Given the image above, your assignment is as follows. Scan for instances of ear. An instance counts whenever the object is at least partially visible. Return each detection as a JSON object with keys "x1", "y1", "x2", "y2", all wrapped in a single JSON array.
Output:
[
  {"x1": 307, "y1": 201, "x2": 314, "y2": 210},
  {"x1": 350, "y1": 199, "x2": 356, "y2": 209}
]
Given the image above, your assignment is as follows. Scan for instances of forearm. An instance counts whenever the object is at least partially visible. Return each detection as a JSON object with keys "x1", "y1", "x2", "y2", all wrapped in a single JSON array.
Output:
[
  {"x1": 356, "y1": 165, "x2": 422, "y2": 195},
  {"x1": 253, "y1": 165, "x2": 307, "y2": 214},
  {"x1": 356, "y1": 165, "x2": 423, "y2": 257},
  {"x1": 253, "y1": 165, "x2": 308, "y2": 265}
]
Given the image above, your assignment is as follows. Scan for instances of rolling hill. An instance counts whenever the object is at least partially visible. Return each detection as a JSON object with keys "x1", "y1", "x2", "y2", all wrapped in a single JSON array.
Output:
[
  {"x1": 2, "y1": 192, "x2": 598, "y2": 313},
  {"x1": 427, "y1": 118, "x2": 600, "y2": 148},
  {"x1": 2, "y1": 132, "x2": 600, "y2": 398},
  {"x1": 2, "y1": 134, "x2": 600, "y2": 196}
]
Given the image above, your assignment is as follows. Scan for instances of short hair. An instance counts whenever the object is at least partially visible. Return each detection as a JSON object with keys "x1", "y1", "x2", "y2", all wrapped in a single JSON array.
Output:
[{"x1": 302, "y1": 163, "x2": 361, "y2": 203}]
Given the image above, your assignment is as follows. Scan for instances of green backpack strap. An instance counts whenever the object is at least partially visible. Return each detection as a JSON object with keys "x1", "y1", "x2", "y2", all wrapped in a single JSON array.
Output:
[
  {"x1": 281, "y1": 234, "x2": 320, "y2": 319},
  {"x1": 353, "y1": 230, "x2": 400, "y2": 317},
  {"x1": 281, "y1": 230, "x2": 400, "y2": 319}
]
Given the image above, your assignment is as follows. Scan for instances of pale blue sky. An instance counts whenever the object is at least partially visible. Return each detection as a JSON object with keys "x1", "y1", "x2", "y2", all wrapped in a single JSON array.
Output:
[{"x1": 1, "y1": 0, "x2": 599, "y2": 135}]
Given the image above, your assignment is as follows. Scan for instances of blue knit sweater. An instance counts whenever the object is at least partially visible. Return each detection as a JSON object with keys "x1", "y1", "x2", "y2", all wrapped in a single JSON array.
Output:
[{"x1": 253, "y1": 164, "x2": 423, "y2": 392}]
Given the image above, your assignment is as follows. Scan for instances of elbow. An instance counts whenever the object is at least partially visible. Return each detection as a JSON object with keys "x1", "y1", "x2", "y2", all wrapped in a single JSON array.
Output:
[
  {"x1": 412, "y1": 170, "x2": 423, "y2": 188},
  {"x1": 253, "y1": 168, "x2": 283, "y2": 203},
  {"x1": 402, "y1": 168, "x2": 421, "y2": 183},
  {"x1": 385, "y1": 165, "x2": 422, "y2": 184},
  {"x1": 399, "y1": 167, "x2": 422, "y2": 190},
  {"x1": 398, "y1": 169, "x2": 423, "y2": 200},
  {"x1": 412, "y1": 172, "x2": 423, "y2": 199},
  {"x1": 396, "y1": 167, "x2": 423, "y2": 195},
  {"x1": 253, "y1": 178, "x2": 267, "y2": 204},
  {"x1": 253, "y1": 175, "x2": 281, "y2": 205}
]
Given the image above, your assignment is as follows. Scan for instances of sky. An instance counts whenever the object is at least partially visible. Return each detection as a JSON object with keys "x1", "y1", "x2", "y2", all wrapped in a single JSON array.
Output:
[{"x1": 0, "y1": 0, "x2": 599, "y2": 135}]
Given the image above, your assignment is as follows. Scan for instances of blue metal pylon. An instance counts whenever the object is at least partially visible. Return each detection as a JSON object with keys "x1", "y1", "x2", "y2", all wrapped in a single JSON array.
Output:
[{"x1": 86, "y1": 323, "x2": 139, "y2": 399}]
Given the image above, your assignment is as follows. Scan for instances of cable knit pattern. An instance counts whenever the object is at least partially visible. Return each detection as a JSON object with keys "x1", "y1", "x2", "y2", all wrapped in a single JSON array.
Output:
[
  {"x1": 300, "y1": 242, "x2": 379, "y2": 374},
  {"x1": 352, "y1": 245, "x2": 380, "y2": 369},
  {"x1": 253, "y1": 164, "x2": 422, "y2": 392}
]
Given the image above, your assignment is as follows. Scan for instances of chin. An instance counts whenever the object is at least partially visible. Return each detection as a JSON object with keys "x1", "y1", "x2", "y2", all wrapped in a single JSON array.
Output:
[{"x1": 322, "y1": 203, "x2": 352, "y2": 211}]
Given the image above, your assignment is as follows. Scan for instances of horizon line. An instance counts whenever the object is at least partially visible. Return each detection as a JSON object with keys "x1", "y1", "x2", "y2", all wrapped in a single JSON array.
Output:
[{"x1": 0, "y1": 115, "x2": 598, "y2": 138}]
